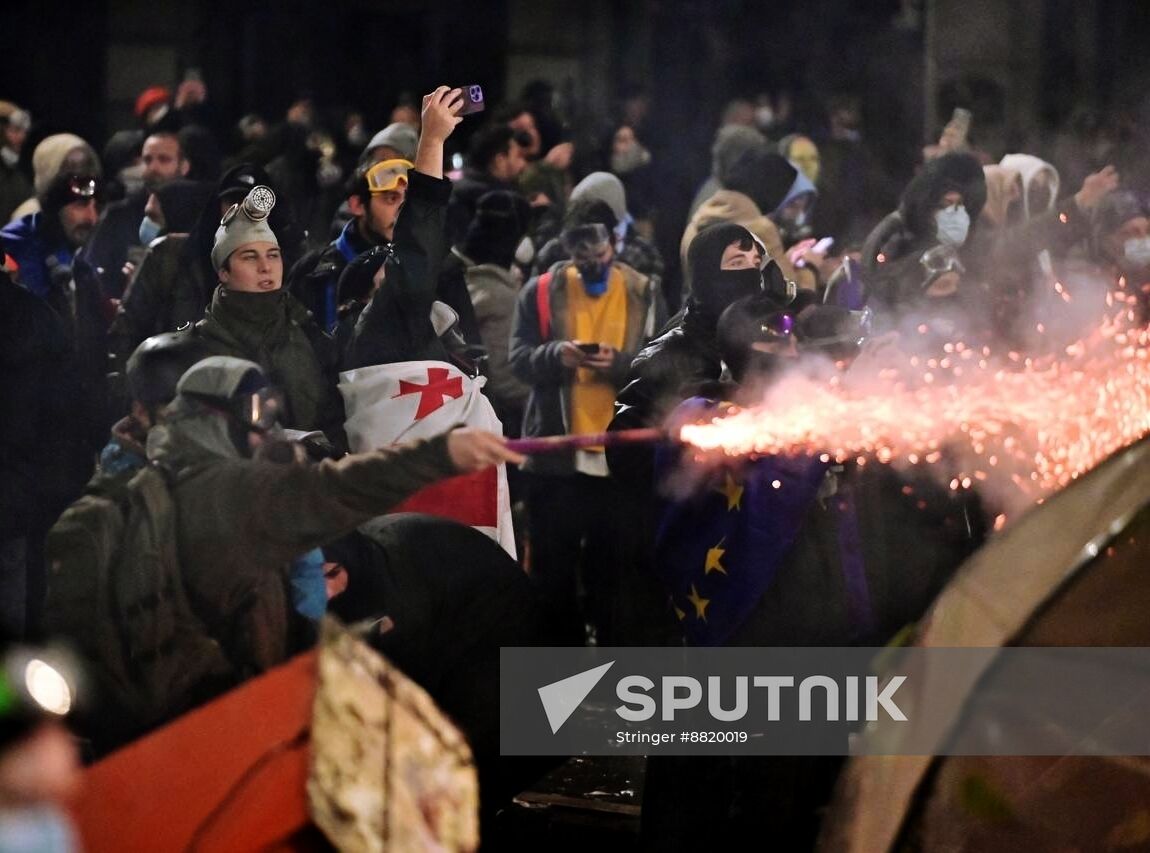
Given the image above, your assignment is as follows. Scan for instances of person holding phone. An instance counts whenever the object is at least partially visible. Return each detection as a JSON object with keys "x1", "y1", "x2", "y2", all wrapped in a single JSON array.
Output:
[{"x1": 509, "y1": 200, "x2": 665, "y2": 645}]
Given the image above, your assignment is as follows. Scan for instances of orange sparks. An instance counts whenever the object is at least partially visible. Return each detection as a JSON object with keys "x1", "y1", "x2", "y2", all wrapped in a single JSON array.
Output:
[{"x1": 677, "y1": 300, "x2": 1150, "y2": 523}]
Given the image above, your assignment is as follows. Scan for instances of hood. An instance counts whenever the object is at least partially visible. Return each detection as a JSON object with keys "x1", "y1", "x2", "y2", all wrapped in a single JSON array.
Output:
[
  {"x1": 980, "y1": 165, "x2": 1022, "y2": 228},
  {"x1": 31, "y1": 134, "x2": 101, "y2": 195},
  {"x1": 719, "y1": 145, "x2": 797, "y2": 215},
  {"x1": 570, "y1": 171, "x2": 627, "y2": 224},
  {"x1": 773, "y1": 169, "x2": 818, "y2": 216},
  {"x1": 693, "y1": 189, "x2": 766, "y2": 228},
  {"x1": 999, "y1": 153, "x2": 1060, "y2": 219},
  {"x1": 898, "y1": 152, "x2": 986, "y2": 240},
  {"x1": 154, "y1": 179, "x2": 216, "y2": 234},
  {"x1": 146, "y1": 399, "x2": 243, "y2": 471},
  {"x1": 711, "y1": 124, "x2": 766, "y2": 179},
  {"x1": 148, "y1": 354, "x2": 268, "y2": 470}
]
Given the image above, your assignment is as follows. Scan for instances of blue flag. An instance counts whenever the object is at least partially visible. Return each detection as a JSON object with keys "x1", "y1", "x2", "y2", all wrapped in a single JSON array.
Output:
[{"x1": 653, "y1": 398, "x2": 831, "y2": 646}]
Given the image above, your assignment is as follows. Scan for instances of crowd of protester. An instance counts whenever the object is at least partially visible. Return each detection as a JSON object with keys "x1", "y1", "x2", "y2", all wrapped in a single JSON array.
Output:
[{"x1": 0, "y1": 72, "x2": 1147, "y2": 848}]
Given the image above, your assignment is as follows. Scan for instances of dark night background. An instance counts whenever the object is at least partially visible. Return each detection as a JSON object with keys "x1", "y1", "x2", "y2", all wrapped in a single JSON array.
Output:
[{"x1": 4, "y1": 0, "x2": 1150, "y2": 255}]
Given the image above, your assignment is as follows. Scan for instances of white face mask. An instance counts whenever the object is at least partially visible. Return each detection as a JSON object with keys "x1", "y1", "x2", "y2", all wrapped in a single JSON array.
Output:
[
  {"x1": 514, "y1": 235, "x2": 535, "y2": 266},
  {"x1": 1123, "y1": 237, "x2": 1150, "y2": 269},
  {"x1": 934, "y1": 204, "x2": 970, "y2": 246}
]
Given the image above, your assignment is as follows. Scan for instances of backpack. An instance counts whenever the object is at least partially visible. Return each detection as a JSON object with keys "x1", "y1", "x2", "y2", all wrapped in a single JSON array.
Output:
[{"x1": 43, "y1": 463, "x2": 234, "y2": 749}]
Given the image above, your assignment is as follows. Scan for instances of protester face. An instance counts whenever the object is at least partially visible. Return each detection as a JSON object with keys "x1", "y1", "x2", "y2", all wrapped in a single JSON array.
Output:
[
  {"x1": 3, "y1": 124, "x2": 27, "y2": 154},
  {"x1": 507, "y1": 111, "x2": 541, "y2": 159},
  {"x1": 1106, "y1": 215, "x2": 1150, "y2": 271},
  {"x1": 787, "y1": 136, "x2": 820, "y2": 184},
  {"x1": 720, "y1": 238, "x2": 764, "y2": 270},
  {"x1": 218, "y1": 241, "x2": 283, "y2": 292},
  {"x1": 572, "y1": 240, "x2": 615, "y2": 291},
  {"x1": 58, "y1": 198, "x2": 99, "y2": 249},
  {"x1": 364, "y1": 186, "x2": 406, "y2": 244},
  {"x1": 138, "y1": 192, "x2": 164, "y2": 245},
  {"x1": 934, "y1": 190, "x2": 970, "y2": 247},
  {"x1": 141, "y1": 134, "x2": 187, "y2": 192},
  {"x1": 492, "y1": 142, "x2": 527, "y2": 182}
]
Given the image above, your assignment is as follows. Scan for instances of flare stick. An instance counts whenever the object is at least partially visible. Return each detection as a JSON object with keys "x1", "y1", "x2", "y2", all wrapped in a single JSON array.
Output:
[{"x1": 506, "y1": 428, "x2": 667, "y2": 454}]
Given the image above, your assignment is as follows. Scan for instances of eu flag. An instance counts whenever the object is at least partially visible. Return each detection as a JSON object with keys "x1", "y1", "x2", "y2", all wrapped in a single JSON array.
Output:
[{"x1": 653, "y1": 398, "x2": 830, "y2": 646}]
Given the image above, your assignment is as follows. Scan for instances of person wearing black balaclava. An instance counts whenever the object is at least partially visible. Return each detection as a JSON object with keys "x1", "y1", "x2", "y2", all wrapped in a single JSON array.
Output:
[
  {"x1": 608, "y1": 221, "x2": 801, "y2": 483},
  {"x1": 602, "y1": 222, "x2": 803, "y2": 647}
]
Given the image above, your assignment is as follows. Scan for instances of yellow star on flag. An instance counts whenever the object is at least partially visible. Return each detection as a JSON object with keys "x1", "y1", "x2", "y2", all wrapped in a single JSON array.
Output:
[
  {"x1": 716, "y1": 473, "x2": 744, "y2": 511},
  {"x1": 673, "y1": 603, "x2": 686, "y2": 621},
  {"x1": 686, "y1": 584, "x2": 710, "y2": 621},
  {"x1": 704, "y1": 539, "x2": 727, "y2": 575}
]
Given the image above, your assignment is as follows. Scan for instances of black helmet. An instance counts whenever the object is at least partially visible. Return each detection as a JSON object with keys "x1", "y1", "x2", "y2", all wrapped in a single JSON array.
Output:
[{"x1": 125, "y1": 331, "x2": 209, "y2": 406}]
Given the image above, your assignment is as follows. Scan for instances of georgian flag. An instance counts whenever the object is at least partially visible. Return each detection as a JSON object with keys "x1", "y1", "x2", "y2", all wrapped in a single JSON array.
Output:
[{"x1": 339, "y1": 361, "x2": 516, "y2": 559}]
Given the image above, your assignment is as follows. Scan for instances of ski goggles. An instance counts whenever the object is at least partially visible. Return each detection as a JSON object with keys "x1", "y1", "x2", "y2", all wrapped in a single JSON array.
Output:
[
  {"x1": 364, "y1": 158, "x2": 414, "y2": 194},
  {"x1": 919, "y1": 244, "x2": 965, "y2": 280}
]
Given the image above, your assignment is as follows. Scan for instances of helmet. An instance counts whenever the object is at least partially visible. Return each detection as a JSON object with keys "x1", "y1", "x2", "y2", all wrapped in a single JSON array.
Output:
[{"x1": 125, "y1": 331, "x2": 210, "y2": 406}]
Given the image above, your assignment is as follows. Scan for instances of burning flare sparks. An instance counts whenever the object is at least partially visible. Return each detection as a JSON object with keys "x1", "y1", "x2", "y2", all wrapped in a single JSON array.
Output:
[{"x1": 678, "y1": 290, "x2": 1150, "y2": 517}]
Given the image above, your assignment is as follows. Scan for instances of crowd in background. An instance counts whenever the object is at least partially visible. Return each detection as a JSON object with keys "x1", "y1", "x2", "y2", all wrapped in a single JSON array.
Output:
[{"x1": 0, "y1": 70, "x2": 1147, "y2": 848}]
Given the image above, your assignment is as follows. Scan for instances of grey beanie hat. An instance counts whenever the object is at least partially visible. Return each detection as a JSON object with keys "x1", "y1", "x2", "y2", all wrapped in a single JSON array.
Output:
[
  {"x1": 211, "y1": 185, "x2": 279, "y2": 271},
  {"x1": 363, "y1": 122, "x2": 419, "y2": 161},
  {"x1": 570, "y1": 171, "x2": 627, "y2": 224}
]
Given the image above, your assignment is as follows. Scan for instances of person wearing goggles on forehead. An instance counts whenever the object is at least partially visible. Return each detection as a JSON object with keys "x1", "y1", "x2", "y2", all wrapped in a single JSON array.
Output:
[
  {"x1": 343, "y1": 86, "x2": 480, "y2": 371},
  {"x1": 189, "y1": 183, "x2": 349, "y2": 453},
  {"x1": 1, "y1": 172, "x2": 104, "y2": 301},
  {"x1": 509, "y1": 198, "x2": 664, "y2": 645},
  {"x1": 287, "y1": 148, "x2": 415, "y2": 332},
  {"x1": 145, "y1": 355, "x2": 522, "y2": 678}
]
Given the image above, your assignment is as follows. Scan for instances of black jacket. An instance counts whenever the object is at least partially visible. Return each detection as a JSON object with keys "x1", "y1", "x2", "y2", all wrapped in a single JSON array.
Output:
[{"x1": 343, "y1": 170, "x2": 454, "y2": 370}]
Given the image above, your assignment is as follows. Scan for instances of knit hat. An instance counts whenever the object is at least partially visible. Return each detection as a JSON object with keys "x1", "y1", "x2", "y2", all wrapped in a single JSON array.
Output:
[
  {"x1": 570, "y1": 172, "x2": 627, "y2": 224},
  {"x1": 0, "y1": 101, "x2": 30, "y2": 131},
  {"x1": 31, "y1": 134, "x2": 101, "y2": 195},
  {"x1": 215, "y1": 162, "x2": 272, "y2": 202},
  {"x1": 462, "y1": 190, "x2": 531, "y2": 268},
  {"x1": 211, "y1": 185, "x2": 279, "y2": 270},
  {"x1": 362, "y1": 123, "x2": 419, "y2": 161},
  {"x1": 135, "y1": 86, "x2": 171, "y2": 121}
]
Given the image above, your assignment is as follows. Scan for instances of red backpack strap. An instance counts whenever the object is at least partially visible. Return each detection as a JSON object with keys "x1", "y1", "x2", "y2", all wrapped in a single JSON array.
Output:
[{"x1": 536, "y1": 270, "x2": 553, "y2": 339}]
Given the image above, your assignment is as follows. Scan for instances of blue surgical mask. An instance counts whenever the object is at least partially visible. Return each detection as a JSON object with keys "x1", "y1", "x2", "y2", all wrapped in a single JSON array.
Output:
[
  {"x1": 1123, "y1": 237, "x2": 1150, "y2": 269},
  {"x1": 934, "y1": 204, "x2": 970, "y2": 247},
  {"x1": 138, "y1": 215, "x2": 162, "y2": 246}
]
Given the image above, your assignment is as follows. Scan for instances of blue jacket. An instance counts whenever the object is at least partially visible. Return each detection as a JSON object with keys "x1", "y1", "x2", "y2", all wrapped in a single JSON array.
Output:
[{"x1": 0, "y1": 213, "x2": 73, "y2": 299}]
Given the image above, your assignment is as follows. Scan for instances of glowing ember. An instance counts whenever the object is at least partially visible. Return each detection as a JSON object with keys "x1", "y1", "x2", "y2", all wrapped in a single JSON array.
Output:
[{"x1": 678, "y1": 305, "x2": 1150, "y2": 518}]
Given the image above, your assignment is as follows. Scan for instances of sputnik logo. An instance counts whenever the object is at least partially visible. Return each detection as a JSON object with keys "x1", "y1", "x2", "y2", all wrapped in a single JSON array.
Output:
[{"x1": 537, "y1": 661, "x2": 615, "y2": 733}]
